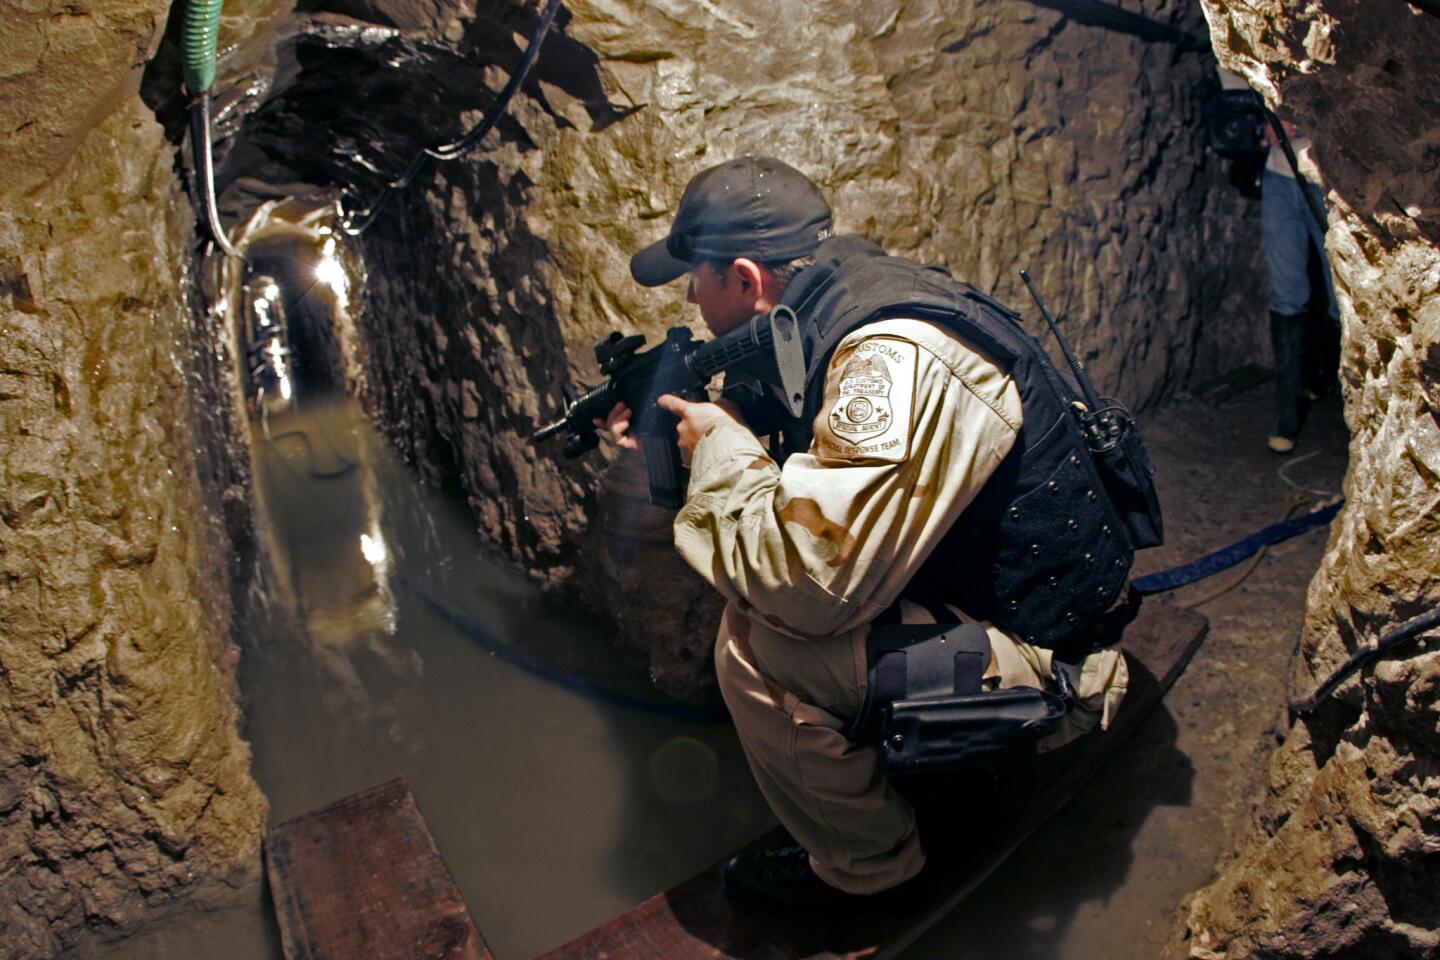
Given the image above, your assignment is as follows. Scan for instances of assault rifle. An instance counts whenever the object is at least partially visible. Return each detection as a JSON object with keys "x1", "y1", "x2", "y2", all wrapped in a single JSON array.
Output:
[{"x1": 532, "y1": 306, "x2": 807, "y2": 508}]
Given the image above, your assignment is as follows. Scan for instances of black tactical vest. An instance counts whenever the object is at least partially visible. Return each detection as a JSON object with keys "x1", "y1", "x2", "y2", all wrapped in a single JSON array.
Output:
[{"x1": 765, "y1": 236, "x2": 1134, "y2": 661}]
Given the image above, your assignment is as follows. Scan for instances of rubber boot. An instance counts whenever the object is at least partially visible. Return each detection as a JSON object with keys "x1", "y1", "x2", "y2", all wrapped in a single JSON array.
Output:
[
  {"x1": 1269, "y1": 310, "x2": 1306, "y2": 453},
  {"x1": 1304, "y1": 311, "x2": 1342, "y2": 401}
]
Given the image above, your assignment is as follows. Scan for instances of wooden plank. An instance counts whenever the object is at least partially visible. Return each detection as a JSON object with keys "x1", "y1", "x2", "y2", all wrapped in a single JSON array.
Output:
[
  {"x1": 264, "y1": 777, "x2": 492, "y2": 960},
  {"x1": 536, "y1": 600, "x2": 1208, "y2": 960}
]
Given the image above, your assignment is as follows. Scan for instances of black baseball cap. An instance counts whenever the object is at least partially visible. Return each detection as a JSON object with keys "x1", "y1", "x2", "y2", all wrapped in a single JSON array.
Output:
[{"x1": 630, "y1": 156, "x2": 833, "y2": 287}]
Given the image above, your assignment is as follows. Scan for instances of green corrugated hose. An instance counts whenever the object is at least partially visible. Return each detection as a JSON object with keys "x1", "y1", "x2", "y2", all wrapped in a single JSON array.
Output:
[
  {"x1": 182, "y1": 0, "x2": 225, "y2": 94},
  {"x1": 182, "y1": 0, "x2": 242, "y2": 258}
]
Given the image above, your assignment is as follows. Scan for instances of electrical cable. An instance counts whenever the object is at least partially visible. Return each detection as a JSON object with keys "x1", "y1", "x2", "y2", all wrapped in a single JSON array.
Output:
[
  {"x1": 189, "y1": 94, "x2": 244, "y2": 259},
  {"x1": 1290, "y1": 607, "x2": 1440, "y2": 714},
  {"x1": 1171, "y1": 498, "x2": 1315, "y2": 609},
  {"x1": 181, "y1": 0, "x2": 243, "y2": 258},
  {"x1": 1171, "y1": 452, "x2": 1342, "y2": 608},
  {"x1": 339, "y1": 0, "x2": 563, "y2": 236},
  {"x1": 1277, "y1": 450, "x2": 1338, "y2": 500}
]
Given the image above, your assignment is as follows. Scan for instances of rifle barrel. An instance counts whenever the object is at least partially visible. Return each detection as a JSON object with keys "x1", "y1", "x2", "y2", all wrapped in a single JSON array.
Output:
[{"x1": 532, "y1": 418, "x2": 566, "y2": 442}]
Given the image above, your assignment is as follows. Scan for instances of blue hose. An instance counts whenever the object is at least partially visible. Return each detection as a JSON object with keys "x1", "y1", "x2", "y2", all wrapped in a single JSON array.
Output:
[{"x1": 1132, "y1": 498, "x2": 1344, "y2": 595}]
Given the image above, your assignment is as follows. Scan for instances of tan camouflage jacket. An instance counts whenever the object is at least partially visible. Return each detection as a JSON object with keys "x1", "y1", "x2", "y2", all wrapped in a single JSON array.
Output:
[{"x1": 673, "y1": 315, "x2": 1127, "y2": 740}]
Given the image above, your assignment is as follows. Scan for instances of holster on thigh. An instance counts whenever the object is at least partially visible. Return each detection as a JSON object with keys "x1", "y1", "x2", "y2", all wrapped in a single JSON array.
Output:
[{"x1": 847, "y1": 620, "x2": 1074, "y2": 775}]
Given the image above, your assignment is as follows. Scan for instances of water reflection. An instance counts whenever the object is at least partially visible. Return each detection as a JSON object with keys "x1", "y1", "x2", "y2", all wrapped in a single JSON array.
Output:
[
  {"x1": 240, "y1": 273, "x2": 295, "y2": 418},
  {"x1": 255, "y1": 401, "x2": 411, "y2": 719},
  {"x1": 239, "y1": 395, "x2": 771, "y2": 959}
]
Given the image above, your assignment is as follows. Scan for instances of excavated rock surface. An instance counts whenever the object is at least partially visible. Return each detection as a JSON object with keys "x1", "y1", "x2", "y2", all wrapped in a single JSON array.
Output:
[
  {"x1": 205, "y1": 0, "x2": 1267, "y2": 698},
  {"x1": 1165, "y1": 4, "x2": 1440, "y2": 959},
  {"x1": 0, "y1": 2, "x2": 267, "y2": 955}
]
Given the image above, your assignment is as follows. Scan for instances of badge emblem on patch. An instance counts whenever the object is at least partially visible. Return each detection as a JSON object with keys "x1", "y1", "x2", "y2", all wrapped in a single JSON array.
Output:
[
  {"x1": 830, "y1": 355, "x2": 893, "y2": 441},
  {"x1": 819, "y1": 337, "x2": 917, "y2": 462}
]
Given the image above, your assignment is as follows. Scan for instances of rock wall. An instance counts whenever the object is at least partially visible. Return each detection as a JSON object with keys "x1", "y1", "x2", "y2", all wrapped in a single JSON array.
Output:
[
  {"x1": 223, "y1": 0, "x2": 1265, "y2": 698},
  {"x1": 1166, "y1": 4, "x2": 1440, "y2": 958},
  {"x1": 0, "y1": 1, "x2": 267, "y2": 955}
]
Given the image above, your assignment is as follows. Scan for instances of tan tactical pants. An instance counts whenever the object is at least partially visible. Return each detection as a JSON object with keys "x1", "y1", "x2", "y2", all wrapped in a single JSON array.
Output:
[
  {"x1": 714, "y1": 599, "x2": 1127, "y2": 894},
  {"x1": 713, "y1": 601, "x2": 924, "y2": 894}
]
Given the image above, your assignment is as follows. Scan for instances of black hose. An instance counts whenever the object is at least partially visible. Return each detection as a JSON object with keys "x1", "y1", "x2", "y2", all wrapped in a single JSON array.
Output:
[
  {"x1": 340, "y1": 0, "x2": 563, "y2": 236},
  {"x1": 1290, "y1": 607, "x2": 1440, "y2": 714}
]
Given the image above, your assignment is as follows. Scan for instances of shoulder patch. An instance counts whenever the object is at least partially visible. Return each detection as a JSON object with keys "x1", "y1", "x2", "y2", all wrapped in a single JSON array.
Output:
[{"x1": 814, "y1": 337, "x2": 918, "y2": 462}]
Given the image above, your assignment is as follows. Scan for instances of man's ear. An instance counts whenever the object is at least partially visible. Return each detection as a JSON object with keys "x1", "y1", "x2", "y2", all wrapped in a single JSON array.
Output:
[{"x1": 732, "y1": 257, "x2": 766, "y2": 297}]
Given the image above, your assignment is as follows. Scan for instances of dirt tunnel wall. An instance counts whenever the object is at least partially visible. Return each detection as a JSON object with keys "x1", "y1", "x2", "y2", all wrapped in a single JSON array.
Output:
[
  {"x1": 1165, "y1": 3, "x2": 1440, "y2": 957},
  {"x1": 0, "y1": 2, "x2": 268, "y2": 955}
]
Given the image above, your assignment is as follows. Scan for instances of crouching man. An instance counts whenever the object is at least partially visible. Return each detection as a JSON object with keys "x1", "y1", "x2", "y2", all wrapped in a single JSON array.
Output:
[{"x1": 605, "y1": 156, "x2": 1129, "y2": 915}]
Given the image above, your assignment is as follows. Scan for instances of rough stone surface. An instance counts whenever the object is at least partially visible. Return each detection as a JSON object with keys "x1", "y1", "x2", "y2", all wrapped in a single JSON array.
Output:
[
  {"x1": 1164, "y1": 4, "x2": 1440, "y2": 959},
  {"x1": 206, "y1": 0, "x2": 1266, "y2": 698},
  {"x1": 0, "y1": 2, "x2": 268, "y2": 955}
]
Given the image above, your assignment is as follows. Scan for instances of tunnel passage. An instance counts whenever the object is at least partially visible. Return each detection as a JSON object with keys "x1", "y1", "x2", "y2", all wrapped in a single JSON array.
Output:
[
  {"x1": 7, "y1": 0, "x2": 1432, "y2": 955},
  {"x1": 239, "y1": 235, "x2": 350, "y2": 406},
  {"x1": 141, "y1": 0, "x2": 1296, "y2": 707},
  {"x1": 147, "y1": 0, "x2": 643, "y2": 599}
]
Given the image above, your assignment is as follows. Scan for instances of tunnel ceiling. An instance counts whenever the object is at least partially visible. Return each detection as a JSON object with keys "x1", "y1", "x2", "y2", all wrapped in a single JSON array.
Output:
[{"x1": 143, "y1": 0, "x2": 629, "y2": 228}]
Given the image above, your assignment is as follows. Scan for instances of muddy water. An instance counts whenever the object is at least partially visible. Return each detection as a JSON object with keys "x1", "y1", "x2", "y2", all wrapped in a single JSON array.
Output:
[
  {"x1": 100, "y1": 395, "x2": 771, "y2": 959},
  {"x1": 93, "y1": 385, "x2": 1346, "y2": 960}
]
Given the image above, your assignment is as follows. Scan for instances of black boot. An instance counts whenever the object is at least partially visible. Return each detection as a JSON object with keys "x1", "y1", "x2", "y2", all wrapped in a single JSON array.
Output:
[
  {"x1": 722, "y1": 844, "x2": 928, "y2": 918},
  {"x1": 1269, "y1": 310, "x2": 1307, "y2": 452},
  {"x1": 1303, "y1": 311, "x2": 1341, "y2": 401}
]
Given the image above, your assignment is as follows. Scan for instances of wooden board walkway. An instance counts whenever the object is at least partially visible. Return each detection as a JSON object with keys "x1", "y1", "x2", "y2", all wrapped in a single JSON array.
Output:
[
  {"x1": 536, "y1": 600, "x2": 1208, "y2": 960},
  {"x1": 265, "y1": 777, "x2": 492, "y2": 960}
]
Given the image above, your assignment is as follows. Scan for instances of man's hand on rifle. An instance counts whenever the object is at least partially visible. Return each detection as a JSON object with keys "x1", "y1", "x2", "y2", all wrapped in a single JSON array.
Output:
[
  {"x1": 657, "y1": 394, "x2": 747, "y2": 466},
  {"x1": 594, "y1": 402, "x2": 640, "y2": 451},
  {"x1": 595, "y1": 396, "x2": 748, "y2": 466}
]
